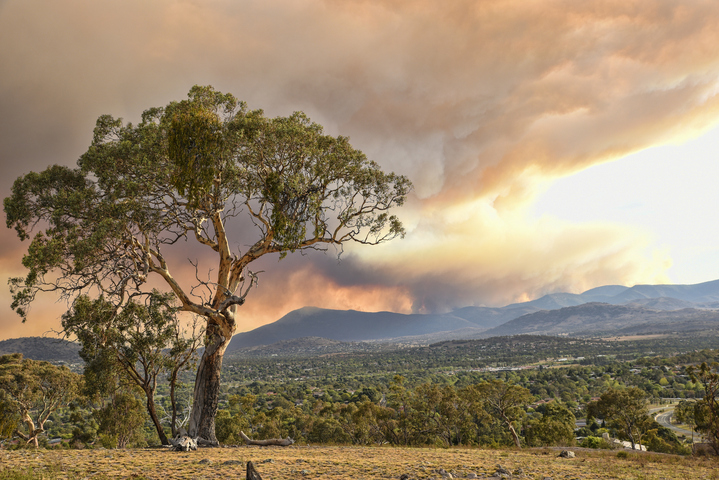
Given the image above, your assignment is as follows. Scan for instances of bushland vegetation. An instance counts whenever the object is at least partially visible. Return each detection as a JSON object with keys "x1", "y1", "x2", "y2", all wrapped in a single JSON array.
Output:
[{"x1": 1, "y1": 336, "x2": 715, "y2": 456}]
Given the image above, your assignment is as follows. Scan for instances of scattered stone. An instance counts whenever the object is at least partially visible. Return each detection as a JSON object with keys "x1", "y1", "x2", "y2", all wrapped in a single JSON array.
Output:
[
  {"x1": 261, "y1": 458, "x2": 274, "y2": 463},
  {"x1": 437, "y1": 468, "x2": 453, "y2": 478},
  {"x1": 198, "y1": 458, "x2": 212, "y2": 465},
  {"x1": 466, "y1": 473, "x2": 478, "y2": 479},
  {"x1": 558, "y1": 450, "x2": 575, "y2": 459},
  {"x1": 513, "y1": 467, "x2": 524, "y2": 475},
  {"x1": 399, "y1": 474, "x2": 410, "y2": 480},
  {"x1": 495, "y1": 465, "x2": 511, "y2": 475},
  {"x1": 300, "y1": 469, "x2": 310, "y2": 475},
  {"x1": 223, "y1": 460, "x2": 243, "y2": 466}
]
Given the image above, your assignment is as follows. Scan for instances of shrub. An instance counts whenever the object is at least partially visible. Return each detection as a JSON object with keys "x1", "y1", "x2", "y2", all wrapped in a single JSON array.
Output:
[{"x1": 579, "y1": 436, "x2": 612, "y2": 449}]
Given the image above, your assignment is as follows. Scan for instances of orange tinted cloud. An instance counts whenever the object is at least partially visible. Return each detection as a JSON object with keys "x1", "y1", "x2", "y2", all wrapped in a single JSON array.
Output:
[{"x1": 1, "y1": 0, "x2": 718, "y2": 338}]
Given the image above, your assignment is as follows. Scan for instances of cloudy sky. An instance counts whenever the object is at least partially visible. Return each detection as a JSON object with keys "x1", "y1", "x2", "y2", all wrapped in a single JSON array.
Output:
[{"x1": 2, "y1": 0, "x2": 719, "y2": 340}]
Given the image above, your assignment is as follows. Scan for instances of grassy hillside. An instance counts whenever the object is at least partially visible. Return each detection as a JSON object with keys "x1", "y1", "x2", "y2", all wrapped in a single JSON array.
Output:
[{"x1": 1, "y1": 445, "x2": 716, "y2": 479}]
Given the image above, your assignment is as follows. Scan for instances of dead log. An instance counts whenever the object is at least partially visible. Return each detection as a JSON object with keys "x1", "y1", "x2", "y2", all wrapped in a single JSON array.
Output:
[
  {"x1": 246, "y1": 461, "x2": 263, "y2": 480},
  {"x1": 169, "y1": 433, "x2": 198, "y2": 451},
  {"x1": 240, "y1": 430, "x2": 294, "y2": 446}
]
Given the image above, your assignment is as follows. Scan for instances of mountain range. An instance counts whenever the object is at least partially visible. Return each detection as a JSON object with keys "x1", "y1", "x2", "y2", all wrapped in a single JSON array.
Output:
[
  {"x1": 226, "y1": 279, "x2": 719, "y2": 352},
  {"x1": 3, "y1": 280, "x2": 719, "y2": 360}
]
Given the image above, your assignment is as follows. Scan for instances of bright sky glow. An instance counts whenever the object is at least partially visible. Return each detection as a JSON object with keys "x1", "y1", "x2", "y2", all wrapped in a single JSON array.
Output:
[{"x1": 533, "y1": 123, "x2": 719, "y2": 285}]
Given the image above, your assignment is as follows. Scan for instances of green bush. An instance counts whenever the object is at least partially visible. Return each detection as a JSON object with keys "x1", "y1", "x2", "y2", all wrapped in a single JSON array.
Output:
[{"x1": 579, "y1": 436, "x2": 612, "y2": 449}]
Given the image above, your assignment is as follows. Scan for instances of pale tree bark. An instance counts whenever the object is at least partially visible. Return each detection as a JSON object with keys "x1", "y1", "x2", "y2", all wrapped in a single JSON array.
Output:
[
  {"x1": 17, "y1": 410, "x2": 40, "y2": 448},
  {"x1": 240, "y1": 431, "x2": 295, "y2": 446},
  {"x1": 188, "y1": 310, "x2": 236, "y2": 444},
  {"x1": 502, "y1": 412, "x2": 522, "y2": 449}
]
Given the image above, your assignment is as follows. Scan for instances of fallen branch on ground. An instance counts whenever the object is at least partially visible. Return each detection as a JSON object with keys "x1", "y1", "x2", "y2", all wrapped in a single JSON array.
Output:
[{"x1": 240, "y1": 431, "x2": 294, "y2": 447}]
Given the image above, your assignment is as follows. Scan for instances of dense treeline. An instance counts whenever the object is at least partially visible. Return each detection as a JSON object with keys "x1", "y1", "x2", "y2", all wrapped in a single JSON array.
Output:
[
  {"x1": 1, "y1": 342, "x2": 717, "y2": 454},
  {"x1": 214, "y1": 376, "x2": 558, "y2": 448},
  {"x1": 211, "y1": 375, "x2": 691, "y2": 454}
]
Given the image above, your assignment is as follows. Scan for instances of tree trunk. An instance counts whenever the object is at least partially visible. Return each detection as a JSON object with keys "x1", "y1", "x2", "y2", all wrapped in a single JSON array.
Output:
[
  {"x1": 169, "y1": 368, "x2": 179, "y2": 437},
  {"x1": 188, "y1": 324, "x2": 231, "y2": 445},
  {"x1": 507, "y1": 422, "x2": 522, "y2": 448},
  {"x1": 145, "y1": 388, "x2": 169, "y2": 445},
  {"x1": 20, "y1": 411, "x2": 39, "y2": 448},
  {"x1": 501, "y1": 413, "x2": 521, "y2": 448}
]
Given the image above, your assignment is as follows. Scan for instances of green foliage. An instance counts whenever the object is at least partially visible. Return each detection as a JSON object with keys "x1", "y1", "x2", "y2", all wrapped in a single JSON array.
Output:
[
  {"x1": 4, "y1": 84, "x2": 411, "y2": 320},
  {"x1": 308, "y1": 416, "x2": 352, "y2": 444},
  {"x1": 215, "y1": 394, "x2": 256, "y2": 444},
  {"x1": 165, "y1": 86, "x2": 239, "y2": 203},
  {"x1": 579, "y1": 436, "x2": 612, "y2": 449},
  {"x1": 587, "y1": 387, "x2": 652, "y2": 450},
  {"x1": 94, "y1": 391, "x2": 148, "y2": 449},
  {"x1": 0, "y1": 353, "x2": 82, "y2": 447},
  {"x1": 644, "y1": 424, "x2": 690, "y2": 455},
  {"x1": 687, "y1": 362, "x2": 719, "y2": 454},
  {"x1": 673, "y1": 399, "x2": 695, "y2": 425},
  {"x1": 471, "y1": 379, "x2": 533, "y2": 448},
  {"x1": 525, "y1": 402, "x2": 576, "y2": 447},
  {"x1": 0, "y1": 391, "x2": 21, "y2": 440},
  {"x1": 62, "y1": 293, "x2": 201, "y2": 444}
]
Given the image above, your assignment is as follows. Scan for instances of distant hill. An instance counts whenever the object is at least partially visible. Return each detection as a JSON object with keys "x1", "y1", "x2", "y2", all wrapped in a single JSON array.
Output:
[
  {"x1": 482, "y1": 303, "x2": 719, "y2": 337},
  {"x1": 227, "y1": 278, "x2": 719, "y2": 350},
  {"x1": 226, "y1": 307, "x2": 477, "y2": 353},
  {"x1": 0, "y1": 337, "x2": 82, "y2": 364},
  {"x1": 227, "y1": 336, "x2": 402, "y2": 358},
  {"x1": 7, "y1": 279, "x2": 719, "y2": 357}
]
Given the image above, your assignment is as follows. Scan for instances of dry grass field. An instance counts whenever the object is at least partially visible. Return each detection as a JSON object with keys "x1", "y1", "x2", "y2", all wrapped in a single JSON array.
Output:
[{"x1": 1, "y1": 445, "x2": 717, "y2": 480}]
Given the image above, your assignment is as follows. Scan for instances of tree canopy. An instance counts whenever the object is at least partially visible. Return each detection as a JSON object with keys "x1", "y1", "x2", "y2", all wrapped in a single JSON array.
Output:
[
  {"x1": 688, "y1": 362, "x2": 719, "y2": 454},
  {"x1": 472, "y1": 379, "x2": 533, "y2": 448},
  {"x1": 0, "y1": 353, "x2": 82, "y2": 447},
  {"x1": 62, "y1": 293, "x2": 202, "y2": 445},
  {"x1": 587, "y1": 387, "x2": 652, "y2": 450},
  {"x1": 4, "y1": 85, "x2": 412, "y2": 444}
]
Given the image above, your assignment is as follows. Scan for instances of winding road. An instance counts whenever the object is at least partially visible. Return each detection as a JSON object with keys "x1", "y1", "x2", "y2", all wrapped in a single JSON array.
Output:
[{"x1": 653, "y1": 407, "x2": 697, "y2": 439}]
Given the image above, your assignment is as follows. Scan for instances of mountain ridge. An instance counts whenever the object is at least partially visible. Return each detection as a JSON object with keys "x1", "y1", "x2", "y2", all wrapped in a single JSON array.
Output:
[
  {"x1": 227, "y1": 278, "x2": 719, "y2": 350},
  {"x1": 0, "y1": 336, "x2": 81, "y2": 363}
]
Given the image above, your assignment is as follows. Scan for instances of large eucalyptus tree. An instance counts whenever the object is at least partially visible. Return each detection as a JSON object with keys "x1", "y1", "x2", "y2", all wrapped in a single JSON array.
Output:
[{"x1": 4, "y1": 85, "x2": 412, "y2": 444}]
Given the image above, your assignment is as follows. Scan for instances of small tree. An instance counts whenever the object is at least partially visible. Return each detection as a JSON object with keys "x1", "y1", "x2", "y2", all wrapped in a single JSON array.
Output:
[
  {"x1": 62, "y1": 293, "x2": 202, "y2": 445},
  {"x1": 95, "y1": 390, "x2": 148, "y2": 448},
  {"x1": 472, "y1": 379, "x2": 533, "y2": 448},
  {"x1": 688, "y1": 362, "x2": 719, "y2": 454},
  {"x1": 0, "y1": 353, "x2": 82, "y2": 447},
  {"x1": 406, "y1": 383, "x2": 475, "y2": 446},
  {"x1": 674, "y1": 399, "x2": 696, "y2": 426},
  {"x1": 525, "y1": 402, "x2": 576, "y2": 447},
  {"x1": 587, "y1": 387, "x2": 652, "y2": 450},
  {"x1": 4, "y1": 85, "x2": 411, "y2": 444}
]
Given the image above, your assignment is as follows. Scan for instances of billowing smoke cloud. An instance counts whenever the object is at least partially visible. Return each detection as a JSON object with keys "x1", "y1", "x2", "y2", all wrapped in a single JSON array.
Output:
[{"x1": 0, "y1": 0, "x2": 718, "y2": 337}]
